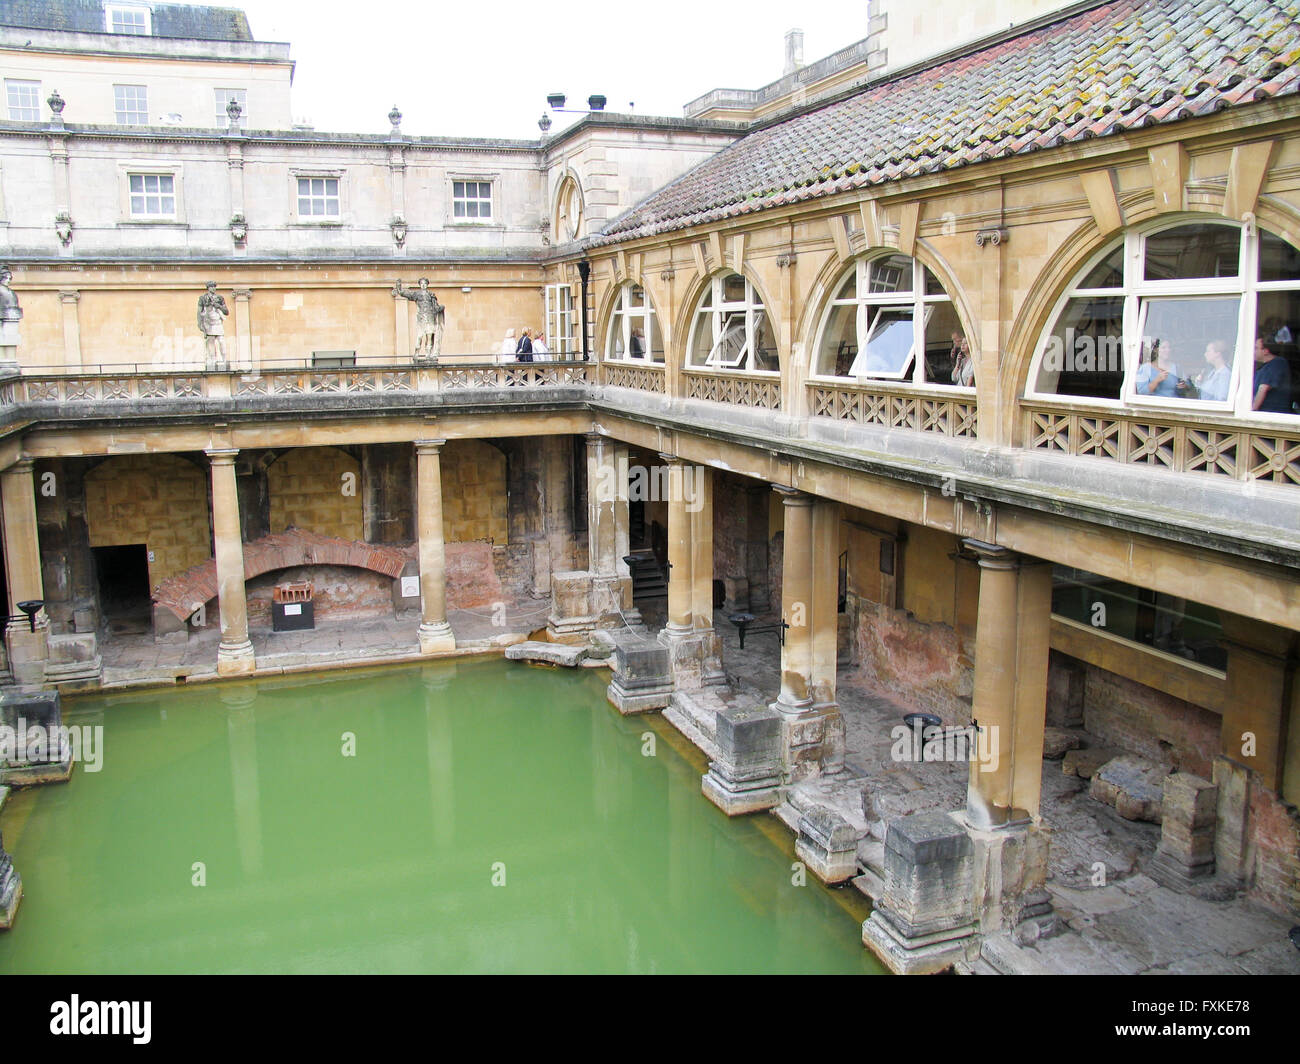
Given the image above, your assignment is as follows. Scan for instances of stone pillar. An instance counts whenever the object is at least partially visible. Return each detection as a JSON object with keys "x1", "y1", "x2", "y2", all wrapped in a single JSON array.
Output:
[
  {"x1": 662, "y1": 455, "x2": 692, "y2": 640},
  {"x1": 770, "y1": 488, "x2": 843, "y2": 781},
  {"x1": 59, "y1": 291, "x2": 81, "y2": 368},
  {"x1": 689, "y1": 464, "x2": 714, "y2": 632},
  {"x1": 963, "y1": 540, "x2": 1052, "y2": 828},
  {"x1": 415, "y1": 439, "x2": 455, "y2": 654},
  {"x1": 584, "y1": 432, "x2": 633, "y2": 623},
  {"x1": 1217, "y1": 615, "x2": 1298, "y2": 794},
  {"x1": 1, "y1": 459, "x2": 50, "y2": 687},
  {"x1": 207, "y1": 449, "x2": 255, "y2": 676}
]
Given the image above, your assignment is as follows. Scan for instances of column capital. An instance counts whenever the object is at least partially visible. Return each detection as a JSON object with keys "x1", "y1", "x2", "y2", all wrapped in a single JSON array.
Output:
[
  {"x1": 585, "y1": 430, "x2": 609, "y2": 445},
  {"x1": 58, "y1": 290, "x2": 80, "y2": 304},
  {"x1": 231, "y1": 288, "x2": 252, "y2": 300},
  {"x1": 415, "y1": 438, "x2": 446, "y2": 454},
  {"x1": 656, "y1": 452, "x2": 683, "y2": 465},
  {"x1": 962, "y1": 538, "x2": 1018, "y2": 569},
  {"x1": 205, "y1": 448, "x2": 240, "y2": 465},
  {"x1": 2, "y1": 458, "x2": 35, "y2": 477},
  {"x1": 773, "y1": 485, "x2": 811, "y2": 506}
]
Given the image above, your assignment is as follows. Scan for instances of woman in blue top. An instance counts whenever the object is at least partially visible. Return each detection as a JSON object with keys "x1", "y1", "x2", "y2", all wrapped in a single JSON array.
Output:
[
  {"x1": 1136, "y1": 338, "x2": 1181, "y2": 398},
  {"x1": 1194, "y1": 340, "x2": 1232, "y2": 402}
]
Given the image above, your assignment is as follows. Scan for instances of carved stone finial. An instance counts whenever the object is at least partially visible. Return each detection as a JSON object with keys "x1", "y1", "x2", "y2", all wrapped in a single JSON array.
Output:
[
  {"x1": 538, "y1": 112, "x2": 552, "y2": 135},
  {"x1": 388, "y1": 104, "x2": 402, "y2": 130},
  {"x1": 47, "y1": 89, "x2": 65, "y2": 116},
  {"x1": 225, "y1": 96, "x2": 242, "y2": 124}
]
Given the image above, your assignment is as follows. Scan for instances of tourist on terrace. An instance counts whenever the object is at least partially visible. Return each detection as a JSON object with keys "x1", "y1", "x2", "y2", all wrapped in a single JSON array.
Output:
[
  {"x1": 532, "y1": 330, "x2": 550, "y2": 361},
  {"x1": 1252, "y1": 332, "x2": 1293, "y2": 414},
  {"x1": 516, "y1": 328, "x2": 534, "y2": 362},
  {"x1": 1194, "y1": 340, "x2": 1233, "y2": 402},
  {"x1": 499, "y1": 328, "x2": 517, "y2": 363}
]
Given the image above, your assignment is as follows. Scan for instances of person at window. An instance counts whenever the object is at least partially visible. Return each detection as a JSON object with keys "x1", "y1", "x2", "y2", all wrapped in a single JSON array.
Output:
[
  {"x1": 950, "y1": 332, "x2": 974, "y2": 387},
  {"x1": 516, "y1": 327, "x2": 534, "y2": 363},
  {"x1": 1193, "y1": 340, "x2": 1232, "y2": 402},
  {"x1": 1136, "y1": 338, "x2": 1181, "y2": 397},
  {"x1": 1252, "y1": 331, "x2": 1292, "y2": 413},
  {"x1": 532, "y1": 329, "x2": 550, "y2": 362},
  {"x1": 629, "y1": 327, "x2": 645, "y2": 358}
]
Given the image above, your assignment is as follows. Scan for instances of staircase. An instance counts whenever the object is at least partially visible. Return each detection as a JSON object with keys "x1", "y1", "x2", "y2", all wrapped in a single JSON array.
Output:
[{"x1": 624, "y1": 550, "x2": 667, "y2": 600}]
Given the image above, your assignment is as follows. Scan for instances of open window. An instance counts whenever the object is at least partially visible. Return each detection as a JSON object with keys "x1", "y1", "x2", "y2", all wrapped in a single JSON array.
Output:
[{"x1": 687, "y1": 274, "x2": 777, "y2": 373}]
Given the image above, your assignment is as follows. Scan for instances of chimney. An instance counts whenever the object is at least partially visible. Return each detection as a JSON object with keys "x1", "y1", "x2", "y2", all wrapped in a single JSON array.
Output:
[{"x1": 784, "y1": 28, "x2": 804, "y2": 75}]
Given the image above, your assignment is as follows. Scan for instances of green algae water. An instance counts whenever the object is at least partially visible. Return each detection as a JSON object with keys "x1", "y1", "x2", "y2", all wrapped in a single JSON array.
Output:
[{"x1": 0, "y1": 658, "x2": 881, "y2": 974}]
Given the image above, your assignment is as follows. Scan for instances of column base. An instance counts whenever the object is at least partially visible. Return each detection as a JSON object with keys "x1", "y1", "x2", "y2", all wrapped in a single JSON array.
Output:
[
  {"x1": 0, "y1": 689, "x2": 75, "y2": 785},
  {"x1": 795, "y1": 807, "x2": 860, "y2": 883},
  {"x1": 606, "y1": 636, "x2": 673, "y2": 714},
  {"x1": 4, "y1": 622, "x2": 49, "y2": 689},
  {"x1": 658, "y1": 628, "x2": 723, "y2": 692},
  {"x1": 417, "y1": 622, "x2": 456, "y2": 655},
  {"x1": 861, "y1": 908, "x2": 977, "y2": 975},
  {"x1": 217, "y1": 639, "x2": 256, "y2": 676},
  {"x1": 0, "y1": 855, "x2": 20, "y2": 931},
  {"x1": 769, "y1": 699, "x2": 845, "y2": 783},
  {"x1": 701, "y1": 703, "x2": 783, "y2": 816}
]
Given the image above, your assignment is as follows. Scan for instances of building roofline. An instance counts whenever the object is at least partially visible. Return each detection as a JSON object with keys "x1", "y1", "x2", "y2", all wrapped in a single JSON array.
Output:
[
  {"x1": 540, "y1": 110, "x2": 746, "y2": 153},
  {"x1": 0, "y1": 24, "x2": 291, "y2": 63}
]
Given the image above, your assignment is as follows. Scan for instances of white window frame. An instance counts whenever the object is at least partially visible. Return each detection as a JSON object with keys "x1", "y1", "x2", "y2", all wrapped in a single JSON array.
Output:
[
  {"x1": 605, "y1": 281, "x2": 663, "y2": 363},
  {"x1": 215, "y1": 88, "x2": 247, "y2": 126},
  {"x1": 688, "y1": 274, "x2": 777, "y2": 374},
  {"x1": 5, "y1": 79, "x2": 40, "y2": 122},
  {"x1": 113, "y1": 84, "x2": 148, "y2": 125},
  {"x1": 545, "y1": 284, "x2": 577, "y2": 357},
  {"x1": 106, "y1": 4, "x2": 152, "y2": 35},
  {"x1": 449, "y1": 176, "x2": 495, "y2": 224},
  {"x1": 811, "y1": 255, "x2": 962, "y2": 385},
  {"x1": 127, "y1": 172, "x2": 176, "y2": 219},
  {"x1": 289, "y1": 170, "x2": 345, "y2": 224},
  {"x1": 1026, "y1": 219, "x2": 1299, "y2": 420},
  {"x1": 117, "y1": 164, "x2": 184, "y2": 224}
]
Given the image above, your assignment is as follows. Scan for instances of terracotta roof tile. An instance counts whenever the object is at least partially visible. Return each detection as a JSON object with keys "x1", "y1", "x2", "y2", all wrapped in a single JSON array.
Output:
[{"x1": 598, "y1": 0, "x2": 1300, "y2": 244}]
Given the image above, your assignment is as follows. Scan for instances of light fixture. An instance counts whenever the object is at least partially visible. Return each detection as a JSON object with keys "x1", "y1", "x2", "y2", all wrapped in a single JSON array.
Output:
[{"x1": 461, "y1": 286, "x2": 472, "y2": 293}]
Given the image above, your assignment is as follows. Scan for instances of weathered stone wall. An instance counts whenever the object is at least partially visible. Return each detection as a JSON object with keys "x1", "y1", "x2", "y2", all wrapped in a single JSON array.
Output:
[
  {"x1": 1249, "y1": 784, "x2": 1300, "y2": 917},
  {"x1": 441, "y1": 439, "x2": 508, "y2": 545},
  {"x1": 853, "y1": 598, "x2": 974, "y2": 721},
  {"x1": 33, "y1": 459, "x2": 98, "y2": 632},
  {"x1": 267, "y1": 446, "x2": 363, "y2": 542},
  {"x1": 1076, "y1": 664, "x2": 1221, "y2": 778},
  {"x1": 362, "y1": 442, "x2": 415, "y2": 544},
  {"x1": 83, "y1": 453, "x2": 211, "y2": 591}
]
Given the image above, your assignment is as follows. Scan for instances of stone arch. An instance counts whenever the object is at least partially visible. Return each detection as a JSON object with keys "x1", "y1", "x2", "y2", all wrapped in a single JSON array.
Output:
[
  {"x1": 83, "y1": 453, "x2": 211, "y2": 592},
  {"x1": 552, "y1": 168, "x2": 586, "y2": 243},
  {"x1": 152, "y1": 529, "x2": 411, "y2": 620},
  {"x1": 267, "y1": 446, "x2": 363, "y2": 541}
]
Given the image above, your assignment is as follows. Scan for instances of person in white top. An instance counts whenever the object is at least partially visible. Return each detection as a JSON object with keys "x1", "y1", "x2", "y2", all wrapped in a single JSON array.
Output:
[
  {"x1": 532, "y1": 329, "x2": 551, "y2": 361},
  {"x1": 499, "y1": 328, "x2": 517, "y2": 364}
]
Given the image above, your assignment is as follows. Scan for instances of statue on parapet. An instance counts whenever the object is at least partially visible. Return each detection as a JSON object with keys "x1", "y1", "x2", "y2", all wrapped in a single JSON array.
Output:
[
  {"x1": 393, "y1": 278, "x2": 445, "y2": 360},
  {"x1": 197, "y1": 281, "x2": 229, "y2": 367}
]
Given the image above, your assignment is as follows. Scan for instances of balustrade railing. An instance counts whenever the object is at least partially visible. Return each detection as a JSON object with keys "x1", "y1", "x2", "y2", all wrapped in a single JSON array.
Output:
[
  {"x1": 602, "y1": 362, "x2": 666, "y2": 393},
  {"x1": 1022, "y1": 401, "x2": 1300, "y2": 486},
  {"x1": 684, "y1": 369, "x2": 781, "y2": 410},
  {"x1": 808, "y1": 380, "x2": 978, "y2": 438}
]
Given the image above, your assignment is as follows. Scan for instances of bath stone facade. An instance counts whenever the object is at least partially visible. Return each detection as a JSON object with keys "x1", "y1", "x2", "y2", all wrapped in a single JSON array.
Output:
[{"x1": 0, "y1": 0, "x2": 1298, "y2": 972}]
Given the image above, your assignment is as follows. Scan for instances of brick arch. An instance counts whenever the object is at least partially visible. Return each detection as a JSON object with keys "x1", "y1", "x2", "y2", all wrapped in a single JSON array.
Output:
[{"x1": 152, "y1": 528, "x2": 410, "y2": 620}]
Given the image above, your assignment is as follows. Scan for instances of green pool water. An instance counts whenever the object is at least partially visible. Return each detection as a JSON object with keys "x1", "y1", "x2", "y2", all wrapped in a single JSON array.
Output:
[{"x1": 0, "y1": 658, "x2": 881, "y2": 974}]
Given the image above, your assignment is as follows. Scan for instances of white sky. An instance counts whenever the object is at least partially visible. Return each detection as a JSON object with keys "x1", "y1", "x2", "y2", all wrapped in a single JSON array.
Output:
[{"x1": 240, "y1": 0, "x2": 873, "y2": 138}]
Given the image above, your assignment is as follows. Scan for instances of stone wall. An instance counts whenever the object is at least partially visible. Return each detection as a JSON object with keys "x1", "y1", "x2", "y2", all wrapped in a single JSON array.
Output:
[
  {"x1": 1076, "y1": 664, "x2": 1221, "y2": 778},
  {"x1": 246, "y1": 564, "x2": 395, "y2": 625},
  {"x1": 83, "y1": 453, "x2": 211, "y2": 590},
  {"x1": 267, "y1": 447, "x2": 363, "y2": 542},
  {"x1": 441, "y1": 439, "x2": 508, "y2": 545},
  {"x1": 1249, "y1": 784, "x2": 1300, "y2": 917}
]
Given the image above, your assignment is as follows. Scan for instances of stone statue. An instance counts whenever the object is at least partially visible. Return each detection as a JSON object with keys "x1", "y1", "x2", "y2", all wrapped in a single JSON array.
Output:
[
  {"x1": 393, "y1": 278, "x2": 445, "y2": 360},
  {"x1": 197, "y1": 281, "x2": 229, "y2": 366},
  {"x1": 0, "y1": 265, "x2": 22, "y2": 324}
]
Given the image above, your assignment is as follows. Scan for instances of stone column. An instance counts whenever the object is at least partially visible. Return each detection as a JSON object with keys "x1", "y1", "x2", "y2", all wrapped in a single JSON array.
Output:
[
  {"x1": 415, "y1": 439, "x2": 455, "y2": 654},
  {"x1": 580, "y1": 432, "x2": 633, "y2": 628},
  {"x1": 207, "y1": 449, "x2": 254, "y2": 676},
  {"x1": 688, "y1": 464, "x2": 714, "y2": 633},
  {"x1": 661, "y1": 454, "x2": 692, "y2": 640},
  {"x1": 963, "y1": 540, "x2": 1052, "y2": 828},
  {"x1": 773, "y1": 487, "x2": 813, "y2": 710},
  {"x1": 1, "y1": 459, "x2": 50, "y2": 686},
  {"x1": 59, "y1": 291, "x2": 81, "y2": 368}
]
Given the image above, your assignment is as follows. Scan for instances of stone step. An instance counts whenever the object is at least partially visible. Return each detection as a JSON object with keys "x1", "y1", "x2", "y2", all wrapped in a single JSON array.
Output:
[{"x1": 504, "y1": 641, "x2": 587, "y2": 667}]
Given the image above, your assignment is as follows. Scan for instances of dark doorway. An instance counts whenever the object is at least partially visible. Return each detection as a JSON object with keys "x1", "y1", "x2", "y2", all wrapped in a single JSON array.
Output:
[{"x1": 94, "y1": 544, "x2": 152, "y2": 635}]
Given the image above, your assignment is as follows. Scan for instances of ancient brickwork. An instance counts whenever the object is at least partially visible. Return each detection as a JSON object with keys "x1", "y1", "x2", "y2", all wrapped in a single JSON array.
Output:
[
  {"x1": 83, "y1": 453, "x2": 211, "y2": 590},
  {"x1": 441, "y1": 439, "x2": 508, "y2": 545},
  {"x1": 267, "y1": 447, "x2": 363, "y2": 542}
]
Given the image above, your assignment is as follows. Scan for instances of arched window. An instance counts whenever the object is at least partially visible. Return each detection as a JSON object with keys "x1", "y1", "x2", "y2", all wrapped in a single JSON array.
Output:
[
  {"x1": 1029, "y1": 221, "x2": 1300, "y2": 418},
  {"x1": 687, "y1": 273, "x2": 778, "y2": 373},
  {"x1": 812, "y1": 254, "x2": 970, "y2": 386},
  {"x1": 605, "y1": 282, "x2": 664, "y2": 362}
]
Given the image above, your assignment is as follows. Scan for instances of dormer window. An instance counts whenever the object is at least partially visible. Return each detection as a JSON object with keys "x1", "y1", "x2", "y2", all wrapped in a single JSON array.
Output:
[{"x1": 106, "y1": 4, "x2": 152, "y2": 35}]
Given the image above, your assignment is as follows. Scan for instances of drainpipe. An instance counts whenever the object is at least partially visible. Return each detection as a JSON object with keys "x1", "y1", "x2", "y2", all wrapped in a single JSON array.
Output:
[{"x1": 578, "y1": 259, "x2": 591, "y2": 361}]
